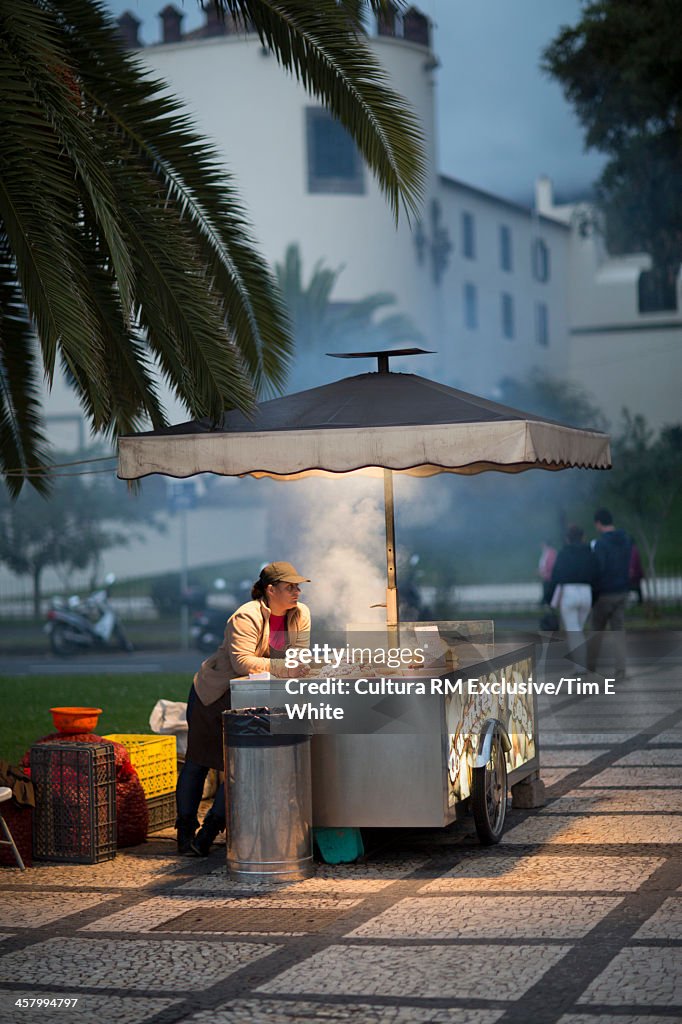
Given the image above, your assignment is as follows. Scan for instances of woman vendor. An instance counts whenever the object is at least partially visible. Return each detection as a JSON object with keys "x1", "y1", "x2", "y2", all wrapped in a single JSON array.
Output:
[{"x1": 176, "y1": 561, "x2": 311, "y2": 856}]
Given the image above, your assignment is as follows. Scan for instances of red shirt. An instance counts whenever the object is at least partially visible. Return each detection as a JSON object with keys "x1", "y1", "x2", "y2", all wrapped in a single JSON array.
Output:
[{"x1": 269, "y1": 612, "x2": 287, "y2": 651}]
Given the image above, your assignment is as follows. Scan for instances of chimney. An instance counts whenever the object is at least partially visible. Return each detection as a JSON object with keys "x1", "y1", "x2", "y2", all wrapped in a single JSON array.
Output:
[
  {"x1": 159, "y1": 4, "x2": 183, "y2": 44},
  {"x1": 403, "y1": 7, "x2": 431, "y2": 48},
  {"x1": 117, "y1": 11, "x2": 142, "y2": 49},
  {"x1": 203, "y1": 4, "x2": 227, "y2": 37},
  {"x1": 377, "y1": 8, "x2": 396, "y2": 37},
  {"x1": 535, "y1": 175, "x2": 555, "y2": 216}
]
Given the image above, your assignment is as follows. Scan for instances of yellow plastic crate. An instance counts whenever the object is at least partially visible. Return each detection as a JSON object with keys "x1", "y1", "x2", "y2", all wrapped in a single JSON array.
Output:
[{"x1": 104, "y1": 734, "x2": 177, "y2": 798}]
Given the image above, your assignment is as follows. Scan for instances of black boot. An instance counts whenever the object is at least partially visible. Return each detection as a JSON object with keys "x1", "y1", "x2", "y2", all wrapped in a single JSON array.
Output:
[
  {"x1": 189, "y1": 814, "x2": 225, "y2": 857},
  {"x1": 176, "y1": 816, "x2": 198, "y2": 856}
]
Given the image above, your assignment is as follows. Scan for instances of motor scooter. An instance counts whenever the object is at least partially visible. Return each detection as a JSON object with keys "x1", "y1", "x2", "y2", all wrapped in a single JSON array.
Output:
[
  {"x1": 189, "y1": 578, "x2": 233, "y2": 653},
  {"x1": 44, "y1": 574, "x2": 134, "y2": 656},
  {"x1": 190, "y1": 606, "x2": 230, "y2": 653}
]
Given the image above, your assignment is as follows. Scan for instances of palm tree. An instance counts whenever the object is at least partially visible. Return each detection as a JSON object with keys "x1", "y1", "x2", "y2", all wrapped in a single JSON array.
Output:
[
  {"x1": 0, "y1": 0, "x2": 424, "y2": 494},
  {"x1": 275, "y1": 242, "x2": 422, "y2": 358}
]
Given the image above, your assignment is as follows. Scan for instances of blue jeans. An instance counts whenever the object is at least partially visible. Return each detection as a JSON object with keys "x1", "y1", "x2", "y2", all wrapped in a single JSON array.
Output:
[{"x1": 175, "y1": 685, "x2": 226, "y2": 826}]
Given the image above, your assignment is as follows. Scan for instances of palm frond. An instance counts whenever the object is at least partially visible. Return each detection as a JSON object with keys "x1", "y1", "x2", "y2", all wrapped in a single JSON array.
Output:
[
  {"x1": 55, "y1": 0, "x2": 293, "y2": 398},
  {"x1": 0, "y1": 0, "x2": 425, "y2": 493},
  {"x1": 216, "y1": 0, "x2": 426, "y2": 220},
  {"x1": 0, "y1": 243, "x2": 51, "y2": 496}
]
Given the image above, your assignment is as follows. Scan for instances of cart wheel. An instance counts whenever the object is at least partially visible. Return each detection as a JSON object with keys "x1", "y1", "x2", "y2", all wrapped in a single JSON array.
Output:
[{"x1": 472, "y1": 724, "x2": 508, "y2": 845}]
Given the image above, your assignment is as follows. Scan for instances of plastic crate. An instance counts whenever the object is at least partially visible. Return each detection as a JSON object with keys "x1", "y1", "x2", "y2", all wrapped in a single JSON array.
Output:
[
  {"x1": 31, "y1": 742, "x2": 116, "y2": 864},
  {"x1": 104, "y1": 734, "x2": 177, "y2": 798},
  {"x1": 146, "y1": 792, "x2": 176, "y2": 833}
]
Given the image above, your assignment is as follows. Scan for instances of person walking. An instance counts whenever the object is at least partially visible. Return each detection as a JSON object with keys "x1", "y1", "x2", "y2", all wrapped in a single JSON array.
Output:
[
  {"x1": 550, "y1": 525, "x2": 597, "y2": 652},
  {"x1": 538, "y1": 540, "x2": 557, "y2": 607},
  {"x1": 587, "y1": 508, "x2": 632, "y2": 682},
  {"x1": 629, "y1": 543, "x2": 645, "y2": 604}
]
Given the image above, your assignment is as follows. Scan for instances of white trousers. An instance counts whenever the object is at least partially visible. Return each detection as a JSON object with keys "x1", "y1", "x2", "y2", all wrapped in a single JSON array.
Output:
[{"x1": 558, "y1": 583, "x2": 592, "y2": 634}]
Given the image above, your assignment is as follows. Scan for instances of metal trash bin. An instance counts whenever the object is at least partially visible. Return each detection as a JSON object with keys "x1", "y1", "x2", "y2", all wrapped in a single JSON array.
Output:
[{"x1": 222, "y1": 707, "x2": 313, "y2": 881}]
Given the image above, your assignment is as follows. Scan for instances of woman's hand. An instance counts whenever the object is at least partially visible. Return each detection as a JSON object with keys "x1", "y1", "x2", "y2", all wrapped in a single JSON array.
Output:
[{"x1": 285, "y1": 662, "x2": 310, "y2": 678}]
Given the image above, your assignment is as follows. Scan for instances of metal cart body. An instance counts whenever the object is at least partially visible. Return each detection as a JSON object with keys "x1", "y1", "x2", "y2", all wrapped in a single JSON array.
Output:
[{"x1": 230, "y1": 636, "x2": 538, "y2": 835}]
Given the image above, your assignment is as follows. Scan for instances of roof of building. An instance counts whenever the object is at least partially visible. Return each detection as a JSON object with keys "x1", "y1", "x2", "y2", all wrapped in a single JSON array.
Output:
[{"x1": 439, "y1": 174, "x2": 569, "y2": 230}]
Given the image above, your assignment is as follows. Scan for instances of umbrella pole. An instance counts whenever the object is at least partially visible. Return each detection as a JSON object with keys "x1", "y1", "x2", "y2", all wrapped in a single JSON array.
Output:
[{"x1": 383, "y1": 468, "x2": 399, "y2": 645}]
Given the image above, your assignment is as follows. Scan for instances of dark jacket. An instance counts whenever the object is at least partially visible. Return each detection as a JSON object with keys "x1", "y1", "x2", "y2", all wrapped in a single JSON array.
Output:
[
  {"x1": 551, "y1": 543, "x2": 597, "y2": 587},
  {"x1": 593, "y1": 528, "x2": 632, "y2": 595}
]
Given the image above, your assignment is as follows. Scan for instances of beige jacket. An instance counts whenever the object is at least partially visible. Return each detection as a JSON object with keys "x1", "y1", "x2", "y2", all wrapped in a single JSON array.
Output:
[{"x1": 193, "y1": 599, "x2": 311, "y2": 706}]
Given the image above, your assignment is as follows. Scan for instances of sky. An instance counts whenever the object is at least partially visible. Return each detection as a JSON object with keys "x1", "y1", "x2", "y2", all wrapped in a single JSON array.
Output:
[{"x1": 105, "y1": 0, "x2": 606, "y2": 205}]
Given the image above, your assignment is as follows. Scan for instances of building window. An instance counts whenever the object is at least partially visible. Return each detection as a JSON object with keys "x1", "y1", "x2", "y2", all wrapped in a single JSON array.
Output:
[
  {"x1": 531, "y1": 238, "x2": 550, "y2": 282},
  {"x1": 464, "y1": 282, "x2": 478, "y2": 329},
  {"x1": 462, "y1": 211, "x2": 476, "y2": 259},
  {"x1": 501, "y1": 292, "x2": 514, "y2": 339},
  {"x1": 535, "y1": 302, "x2": 549, "y2": 346},
  {"x1": 306, "y1": 107, "x2": 365, "y2": 194},
  {"x1": 499, "y1": 225, "x2": 513, "y2": 271}
]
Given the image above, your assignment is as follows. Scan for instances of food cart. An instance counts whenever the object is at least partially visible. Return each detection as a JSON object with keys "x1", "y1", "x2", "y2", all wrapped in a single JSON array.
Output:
[
  {"x1": 228, "y1": 620, "x2": 538, "y2": 845},
  {"x1": 118, "y1": 350, "x2": 609, "y2": 843}
]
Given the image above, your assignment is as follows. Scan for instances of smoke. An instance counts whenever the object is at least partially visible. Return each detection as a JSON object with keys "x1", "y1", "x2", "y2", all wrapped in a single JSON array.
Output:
[
  {"x1": 270, "y1": 476, "x2": 389, "y2": 628},
  {"x1": 393, "y1": 474, "x2": 452, "y2": 528}
]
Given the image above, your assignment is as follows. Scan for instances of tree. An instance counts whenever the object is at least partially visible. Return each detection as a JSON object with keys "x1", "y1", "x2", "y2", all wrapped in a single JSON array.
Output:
[
  {"x1": 543, "y1": 0, "x2": 682, "y2": 307},
  {"x1": 0, "y1": 450, "x2": 164, "y2": 618},
  {"x1": 274, "y1": 243, "x2": 422, "y2": 369},
  {"x1": 0, "y1": 0, "x2": 424, "y2": 493},
  {"x1": 497, "y1": 370, "x2": 607, "y2": 432},
  {"x1": 496, "y1": 370, "x2": 608, "y2": 543},
  {"x1": 597, "y1": 412, "x2": 682, "y2": 595}
]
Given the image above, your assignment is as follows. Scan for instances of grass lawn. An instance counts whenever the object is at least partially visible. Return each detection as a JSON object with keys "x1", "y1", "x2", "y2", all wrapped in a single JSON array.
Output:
[{"x1": 0, "y1": 674, "x2": 190, "y2": 765}]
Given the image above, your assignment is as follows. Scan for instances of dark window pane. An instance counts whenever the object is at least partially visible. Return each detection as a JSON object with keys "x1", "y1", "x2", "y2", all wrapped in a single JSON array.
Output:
[
  {"x1": 462, "y1": 211, "x2": 476, "y2": 259},
  {"x1": 501, "y1": 292, "x2": 514, "y2": 338},
  {"x1": 536, "y1": 302, "x2": 549, "y2": 346},
  {"x1": 500, "y1": 224, "x2": 513, "y2": 271},
  {"x1": 532, "y1": 238, "x2": 550, "y2": 282},
  {"x1": 464, "y1": 282, "x2": 478, "y2": 329},
  {"x1": 306, "y1": 108, "x2": 365, "y2": 194}
]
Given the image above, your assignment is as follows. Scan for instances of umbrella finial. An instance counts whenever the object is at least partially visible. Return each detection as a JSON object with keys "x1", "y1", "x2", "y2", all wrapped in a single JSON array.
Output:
[{"x1": 327, "y1": 347, "x2": 435, "y2": 374}]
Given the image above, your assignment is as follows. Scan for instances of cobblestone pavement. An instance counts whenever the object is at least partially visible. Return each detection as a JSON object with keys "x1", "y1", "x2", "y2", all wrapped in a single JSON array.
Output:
[{"x1": 1, "y1": 660, "x2": 680, "y2": 1024}]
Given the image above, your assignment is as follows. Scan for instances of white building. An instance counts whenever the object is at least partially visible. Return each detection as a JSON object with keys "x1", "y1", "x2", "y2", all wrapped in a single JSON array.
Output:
[
  {"x1": 536, "y1": 177, "x2": 682, "y2": 431},
  {"x1": 44, "y1": 5, "x2": 680, "y2": 445}
]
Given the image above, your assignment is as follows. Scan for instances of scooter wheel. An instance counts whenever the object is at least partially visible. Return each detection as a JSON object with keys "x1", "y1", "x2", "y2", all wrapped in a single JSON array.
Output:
[{"x1": 49, "y1": 623, "x2": 80, "y2": 657}]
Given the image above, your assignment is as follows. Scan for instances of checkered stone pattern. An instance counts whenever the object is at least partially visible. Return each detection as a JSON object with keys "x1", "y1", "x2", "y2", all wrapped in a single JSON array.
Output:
[
  {"x1": 176, "y1": 857, "x2": 429, "y2": 895},
  {"x1": 559, "y1": 1017, "x2": 682, "y2": 1024},
  {"x1": 257, "y1": 944, "x2": 572, "y2": 1001},
  {"x1": 0, "y1": 937, "x2": 278, "y2": 991},
  {"x1": 539, "y1": 788, "x2": 682, "y2": 813},
  {"x1": 583, "y1": 766, "x2": 682, "y2": 786},
  {"x1": 541, "y1": 732, "x2": 639, "y2": 746},
  {"x1": 649, "y1": 729, "x2": 682, "y2": 745},
  {"x1": 346, "y1": 896, "x2": 623, "y2": 939},
  {"x1": 0, "y1": 892, "x2": 119, "y2": 929},
  {"x1": 577, "y1": 947, "x2": 682, "y2": 1006},
  {"x1": 81, "y1": 895, "x2": 361, "y2": 935},
  {"x1": 633, "y1": 896, "x2": 682, "y2": 939},
  {"x1": 5, "y1": 855, "x2": 190, "y2": 889},
  {"x1": 540, "y1": 767, "x2": 582, "y2": 787},
  {"x1": 541, "y1": 749, "x2": 609, "y2": 767},
  {"x1": 613, "y1": 748, "x2": 682, "y2": 765},
  {"x1": 186, "y1": 1003, "x2": 505, "y2": 1023},
  {"x1": 419, "y1": 855, "x2": 665, "y2": 893},
  {"x1": 0, "y1": 685, "x2": 681, "y2": 1023},
  {"x1": 502, "y1": 814, "x2": 682, "y2": 844}
]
